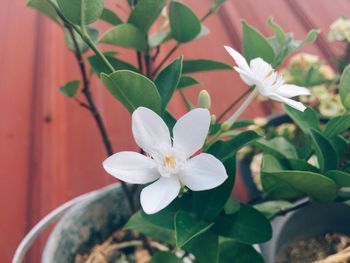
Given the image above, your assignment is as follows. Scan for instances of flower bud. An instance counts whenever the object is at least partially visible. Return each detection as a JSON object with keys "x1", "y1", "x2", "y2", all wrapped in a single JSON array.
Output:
[
  {"x1": 197, "y1": 90, "x2": 211, "y2": 109},
  {"x1": 220, "y1": 122, "x2": 231, "y2": 131},
  {"x1": 211, "y1": 114, "x2": 217, "y2": 124}
]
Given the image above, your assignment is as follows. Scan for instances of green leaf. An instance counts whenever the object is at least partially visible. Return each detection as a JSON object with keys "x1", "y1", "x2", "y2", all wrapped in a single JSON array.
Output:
[
  {"x1": 174, "y1": 211, "x2": 214, "y2": 247},
  {"x1": 128, "y1": 0, "x2": 166, "y2": 33},
  {"x1": 340, "y1": 65, "x2": 350, "y2": 111},
  {"x1": 149, "y1": 31, "x2": 171, "y2": 48},
  {"x1": 27, "y1": 0, "x2": 58, "y2": 22},
  {"x1": 150, "y1": 252, "x2": 181, "y2": 263},
  {"x1": 264, "y1": 170, "x2": 338, "y2": 202},
  {"x1": 169, "y1": 1, "x2": 201, "y2": 43},
  {"x1": 309, "y1": 128, "x2": 338, "y2": 173},
  {"x1": 283, "y1": 105, "x2": 320, "y2": 134},
  {"x1": 219, "y1": 241, "x2": 264, "y2": 263},
  {"x1": 182, "y1": 59, "x2": 232, "y2": 74},
  {"x1": 242, "y1": 20, "x2": 275, "y2": 63},
  {"x1": 100, "y1": 8, "x2": 122, "y2": 25},
  {"x1": 177, "y1": 76, "x2": 200, "y2": 89},
  {"x1": 326, "y1": 170, "x2": 350, "y2": 188},
  {"x1": 99, "y1": 24, "x2": 147, "y2": 52},
  {"x1": 324, "y1": 115, "x2": 350, "y2": 138},
  {"x1": 254, "y1": 200, "x2": 294, "y2": 219},
  {"x1": 213, "y1": 204, "x2": 272, "y2": 244},
  {"x1": 288, "y1": 159, "x2": 319, "y2": 173},
  {"x1": 208, "y1": 131, "x2": 261, "y2": 162},
  {"x1": 329, "y1": 135, "x2": 348, "y2": 159},
  {"x1": 267, "y1": 17, "x2": 285, "y2": 45},
  {"x1": 88, "y1": 54, "x2": 139, "y2": 75},
  {"x1": 155, "y1": 56, "x2": 183, "y2": 111},
  {"x1": 57, "y1": 0, "x2": 104, "y2": 25},
  {"x1": 164, "y1": 111, "x2": 177, "y2": 131},
  {"x1": 224, "y1": 198, "x2": 241, "y2": 215},
  {"x1": 193, "y1": 156, "x2": 236, "y2": 221},
  {"x1": 184, "y1": 230, "x2": 219, "y2": 263},
  {"x1": 124, "y1": 211, "x2": 175, "y2": 245},
  {"x1": 59, "y1": 80, "x2": 80, "y2": 97},
  {"x1": 101, "y1": 70, "x2": 161, "y2": 114},
  {"x1": 64, "y1": 27, "x2": 98, "y2": 54}
]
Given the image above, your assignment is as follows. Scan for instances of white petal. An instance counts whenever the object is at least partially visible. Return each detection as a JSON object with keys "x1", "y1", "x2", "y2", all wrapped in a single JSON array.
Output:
[
  {"x1": 250, "y1": 58, "x2": 273, "y2": 80},
  {"x1": 103, "y1": 151, "x2": 160, "y2": 184},
  {"x1": 173, "y1": 108, "x2": 210, "y2": 158},
  {"x1": 234, "y1": 67, "x2": 256, "y2": 86},
  {"x1": 132, "y1": 107, "x2": 171, "y2": 154},
  {"x1": 269, "y1": 93, "x2": 307, "y2": 112},
  {"x1": 275, "y1": 84, "x2": 311, "y2": 98},
  {"x1": 224, "y1": 45, "x2": 251, "y2": 72},
  {"x1": 179, "y1": 153, "x2": 228, "y2": 191},
  {"x1": 140, "y1": 176, "x2": 180, "y2": 214}
]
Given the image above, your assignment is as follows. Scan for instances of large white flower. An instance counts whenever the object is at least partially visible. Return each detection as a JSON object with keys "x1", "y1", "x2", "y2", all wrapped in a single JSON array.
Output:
[
  {"x1": 224, "y1": 46, "x2": 310, "y2": 112},
  {"x1": 103, "y1": 107, "x2": 228, "y2": 214}
]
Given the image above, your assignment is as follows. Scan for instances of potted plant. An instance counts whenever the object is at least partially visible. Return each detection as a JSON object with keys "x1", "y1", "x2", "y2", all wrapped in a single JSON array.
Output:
[{"x1": 14, "y1": 1, "x2": 350, "y2": 263}]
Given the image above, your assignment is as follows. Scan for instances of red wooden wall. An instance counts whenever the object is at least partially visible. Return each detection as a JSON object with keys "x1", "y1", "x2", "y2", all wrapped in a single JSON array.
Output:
[{"x1": 1, "y1": 0, "x2": 349, "y2": 262}]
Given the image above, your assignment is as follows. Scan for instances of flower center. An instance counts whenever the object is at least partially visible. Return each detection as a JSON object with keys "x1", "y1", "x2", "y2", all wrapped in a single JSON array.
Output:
[
  {"x1": 163, "y1": 155, "x2": 177, "y2": 169},
  {"x1": 264, "y1": 69, "x2": 274, "y2": 80}
]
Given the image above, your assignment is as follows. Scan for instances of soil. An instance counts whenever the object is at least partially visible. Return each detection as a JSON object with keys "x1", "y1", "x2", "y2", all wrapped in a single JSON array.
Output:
[{"x1": 276, "y1": 233, "x2": 350, "y2": 263}]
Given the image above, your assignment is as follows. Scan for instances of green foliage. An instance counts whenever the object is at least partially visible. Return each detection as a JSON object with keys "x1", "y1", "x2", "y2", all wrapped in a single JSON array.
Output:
[
  {"x1": 59, "y1": 80, "x2": 80, "y2": 97},
  {"x1": 182, "y1": 59, "x2": 232, "y2": 74},
  {"x1": 174, "y1": 211, "x2": 214, "y2": 247},
  {"x1": 326, "y1": 170, "x2": 350, "y2": 188},
  {"x1": 128, "y1": 0, "x2": 166, "y2": 33},
  {"x1": 99, "y1": 24, "x2": 147, "y2": 52},
  {"x1": 100, "y1": 8, "x2": 122, "y2": 25},
  {"x1": 255, "y1": 137, "x2": 298, "y2": 163},
  {"x1": 284, "y1": 105, "x2": 320, "y2": 134},
  {"x1": 57, "y1": 0, "x2": 104, "y2": 25},
  {"x1": 339, "y1": 65, "x2": 350, "y2": 111},
  {"x1": 88, "y1": 54, "x2": 139, "y2": 75},
  {"x1": 177, "y1": 76, "x2": 200, "y2": 89},
  {"x1": 150, "y1": 252, "x2": 182, "y2": 263},
  {"x1": 169, "y1": 1, "x2": 201, "y2": 43},
  {"x1": 155, "y1": 56, "x2": 183, "y2": 112},
  {"x1": 242, "y1": 20, "x2": 275, "y2": 64},
  {"x1": 64, "y1": 27, "x2": 98, "y2": 54},
  {"x1": 323, "y1": 115, "x2": 350, "y2": 138},
  {"x1": 213, "y1": 204, "x2": 272, "y2": 244},
  {"x1": 218, "y1": 241, "x2": 264, "y2": 263},
  {"x1": 27, "y1": 0, "x2": 58, "y2": 22},
  {"x1": 254, "y1": 200, "x2": 294, "y2": 219},
  {"x1": 101, "y1": 70, "x2": 162, "y2": 114}
]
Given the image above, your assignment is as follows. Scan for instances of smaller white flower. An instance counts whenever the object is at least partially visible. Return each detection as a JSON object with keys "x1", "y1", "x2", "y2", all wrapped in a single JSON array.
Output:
[
  {"x1": 103, "y1": 107, "x2": 228, "y2": 214},
  {"x1": 224, "y1": 46, "x2": 310, "y2": 112}
]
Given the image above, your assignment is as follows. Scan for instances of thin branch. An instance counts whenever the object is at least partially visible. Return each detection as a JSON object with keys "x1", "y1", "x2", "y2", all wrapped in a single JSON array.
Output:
[
  {"x1": 136, "y1": 51, "x2": 144, "y2": 74},
  {"x1": 152, "y1": 43, "x2": 180, "y2": 77}
]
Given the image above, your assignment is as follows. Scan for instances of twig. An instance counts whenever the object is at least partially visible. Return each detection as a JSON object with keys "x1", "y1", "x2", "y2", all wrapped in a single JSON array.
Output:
[
  {"x1": 136, "y1": 51, "x2": 143, "y2": 74},
  {"x1": 152, "y1": 43, "x2": 180, "y2": 77}
]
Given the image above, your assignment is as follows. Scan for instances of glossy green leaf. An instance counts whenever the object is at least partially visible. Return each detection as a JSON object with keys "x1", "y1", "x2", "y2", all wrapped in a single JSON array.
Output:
[
  {"x1": 64, "y1": 27, "x2": 98, "y2": 54},
  {"x1": 329, "y1": 135, "x2": 348, "y2": 159},
  {"x1": 57, "y1": 0, "x2": 104, "y2": 25},
  {"x1": 164, "y1": 111, "x2": 177, "y2": 131},
  {"x1": 175, "y1": 211, "x2": 213, "y2": 247},
  {"x1": 324, "y1": 115, "x2": 350, "y2": 138},
  {"x1": 208, "y1": 131, "x2": 260, "y2": 162},
  {"x1": 177, "y1": 76, "x2": 200, "y2": 89},
  {"x1": 124, "y1": 211, "x2": 175, "y2": 245},
  {"x1": 99, "y1": 24, "x2": 147, "y2": 52},
  {"x1": 264, "y1": 170, "x2": 338, "y2": 202},
  {"x1": 59, "y1": 80, "x2": 80, "y2": 97},
  {"x1": 27, "y1": 0, "x2": 58, "y2": 22},
  {"x1": 182, "y1": 59, "x2": 232, "y2": 74},
  {"x1": 309, "y1": 128, "x2": 338, "y2": 173},
  {"x1": 267, "y1": 17, "x2": 285, "y2": 45},
  {"x1": 254, "y1": 200, "x2": 294, "y2": 219},
  {"x1": 224, "y1": 198, "x2": 241, "y2": 215},
  {"x1": 242, "y1": 20, "x2": 275, "y2": 63},
  {"x1": 169, "y1": 1, "x2": 201, "y2": 43},
  {"x1": 340, "y1": 65, "x2": 350, "y2": 111},
  {"x1": 155, "y1": 56, "x2": 183, "y2": 111},
  {"x1": 101, "y1": 70, "x2": 162, "y2": 114},
  {"x1": 184, "y1": 230, "x2": 219, "y2": 263},
  {"x1": 213, "y1": 204, "x2": 272, "y2": 244},
  {"x1": 149, "y1": 31, "x2": 171, "y2": 48},
  {"x1": 150, "y1": 252, "x2": 181, "y2": 263},
  {"x1": 288, "y1": 159, "x2": 319, "y2": 173},
  {"x1": 219, "y1": 241, "x2": 264, "y2": 263},
  {"x1": 326, "y1": 170, "x2": 350, "y2": 188},
  {"x1": 128, "y1": 0, "x2": 166, "y2": 33},
  {"x1": 88, "y1": 54, "x2": 139, "y2": 75},
  {"x1": 193, "y1": 156, "x2": 236, "y2": 221},
  {"x1": 284, "y1": 105, "x2": 320, "y2": 134},
  {"x1": 100, "y1": 8, "x2": 122, "y2": 25}
]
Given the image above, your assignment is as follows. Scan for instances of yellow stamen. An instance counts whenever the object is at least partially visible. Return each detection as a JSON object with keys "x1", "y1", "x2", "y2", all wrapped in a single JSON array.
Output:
[
  {"x1": 163, "y1": 155, "x2": 176, "y2": 169},
  {"x1": 264, "y1": 69, "x2": 274, "y2": 80}
]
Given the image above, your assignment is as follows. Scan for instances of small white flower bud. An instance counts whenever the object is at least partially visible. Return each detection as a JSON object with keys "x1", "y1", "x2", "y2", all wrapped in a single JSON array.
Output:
[
  {"x1": 197, "y1": 90, "x2": 211, "y2": 109},
  {"x1": 211, "y1": 114, "x2": 217, "y2": 124}
]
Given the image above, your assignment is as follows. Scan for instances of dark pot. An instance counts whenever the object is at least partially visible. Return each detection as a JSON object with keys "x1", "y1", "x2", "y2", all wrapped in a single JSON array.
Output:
[
  {"x1": 260, "y1": 202, "x2": 350, "y2": 263},
  {"x1": 42, "y1": 184, "x2": 139, "y2": 263}
]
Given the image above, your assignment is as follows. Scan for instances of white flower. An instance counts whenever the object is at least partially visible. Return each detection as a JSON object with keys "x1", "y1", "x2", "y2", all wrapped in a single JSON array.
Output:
[
  {"x1": 328, "y1": 17, "x2": 350, "y2": 42},
  {"x1": 103, "y1": 107, "x2": 228, "y2": 214},
  {"x1": 224, "y1": 46, "x2": 310, "y2": 112}
]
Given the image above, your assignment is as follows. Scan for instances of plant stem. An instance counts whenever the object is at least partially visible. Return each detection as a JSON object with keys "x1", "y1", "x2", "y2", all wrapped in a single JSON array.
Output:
[
  {"x1": 136, "y1": 51, "x2": 144, "y2": 74},
  {"x1": 274, "y1": 198, "x2": 310, "y2": 217},
  {"x1": 217, "y1": 86, "x2": 255, "y2": 122},
  {"x1": 152, "y1": 43, "x2": 180, "y2": 77}
]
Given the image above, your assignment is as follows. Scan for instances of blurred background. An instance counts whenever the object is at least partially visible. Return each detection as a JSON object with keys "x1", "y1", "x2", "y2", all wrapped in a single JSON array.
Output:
[{"x1": 1, "y1": 0, "x2": 349, "y2": 262}]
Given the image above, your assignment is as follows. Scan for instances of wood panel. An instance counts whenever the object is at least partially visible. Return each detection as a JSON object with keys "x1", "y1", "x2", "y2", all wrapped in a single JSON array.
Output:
[{"x1": 1, "y1": 1, "x2": 350, "y2": 262}]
